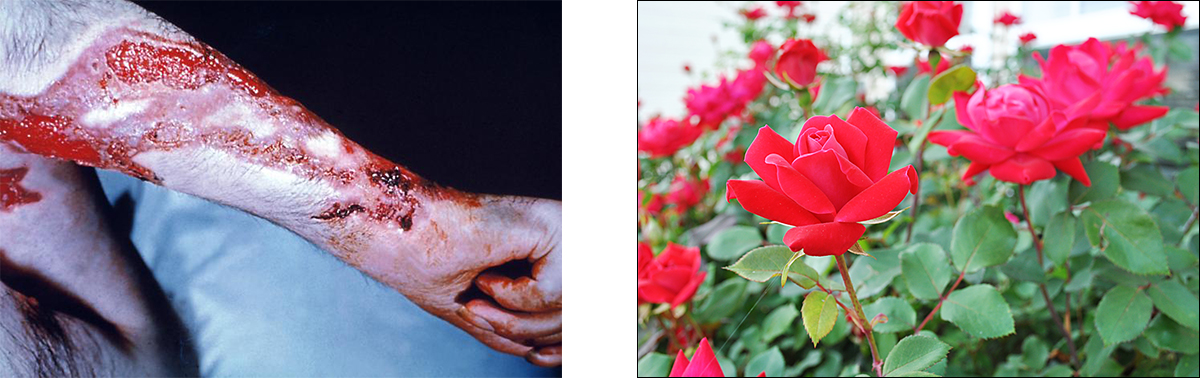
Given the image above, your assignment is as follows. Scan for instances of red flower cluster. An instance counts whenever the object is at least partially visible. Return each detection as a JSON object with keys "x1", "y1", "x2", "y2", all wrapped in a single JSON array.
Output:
[
  {"x1": 995, "y1": 11, "x2": 1022, "y2": 26},
  {"x1": 638, "y1": 116, "x2": 703, "y2": 158},
  {"x1": 638, "y1": 242, "x2": 706, "y2": 309},
  {"x1": 740, "y1": 6, "x2": 766, "y2": 21},
  {"x1": 667, "y1": 175, "x2": 711, "y2": 210},
  {"x1": 727, "y1": 108, "x2": 918, "y2": 256},
  {"x1": 896, "y1": 1, "x2": 963, "y2": 47},
  {"x1": 1130, "y1": 1, "x2": 1188, "y2": 31}
]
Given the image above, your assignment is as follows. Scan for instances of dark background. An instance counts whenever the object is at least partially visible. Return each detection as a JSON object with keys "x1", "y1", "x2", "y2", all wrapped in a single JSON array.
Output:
[{"x1": 135, "y1": 2, "x2": 562, "y2": 200}]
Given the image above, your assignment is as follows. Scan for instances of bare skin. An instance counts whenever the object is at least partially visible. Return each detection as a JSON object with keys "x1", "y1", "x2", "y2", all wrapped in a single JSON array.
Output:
[
  {"x1": 0, "y1": 0, "x2": 561, "y2": 366},
  {"x1": 0, "y1": 143, "x2": 196, "y2": 376}
]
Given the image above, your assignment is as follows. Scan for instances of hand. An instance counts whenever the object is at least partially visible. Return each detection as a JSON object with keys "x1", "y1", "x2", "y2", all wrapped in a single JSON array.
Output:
[{"x1": 376, "y1": 196, "x2": 562, "y2": 366}]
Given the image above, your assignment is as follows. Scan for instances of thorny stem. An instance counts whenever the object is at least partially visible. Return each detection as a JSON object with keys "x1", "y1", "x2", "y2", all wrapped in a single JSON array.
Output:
[
  {"x1": 914, "y1": 266, "x2": 967, "y2": 334},
  {"x1": 1019, "y1": 185, "x2": 1080, "y2": 370},
  {"x1": 836, "y1": 255, "x2": 882, "y2": 377}
]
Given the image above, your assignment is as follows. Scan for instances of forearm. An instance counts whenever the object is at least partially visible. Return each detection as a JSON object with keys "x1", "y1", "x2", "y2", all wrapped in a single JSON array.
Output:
[{"x1": 0, "y1": 0, "x2": 497, "y2": 291}]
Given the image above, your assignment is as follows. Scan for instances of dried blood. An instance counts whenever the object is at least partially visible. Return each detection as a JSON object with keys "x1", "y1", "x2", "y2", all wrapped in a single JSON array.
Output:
[{"x1": 0, "y1": 167, "x2": 42, "y2": 211}]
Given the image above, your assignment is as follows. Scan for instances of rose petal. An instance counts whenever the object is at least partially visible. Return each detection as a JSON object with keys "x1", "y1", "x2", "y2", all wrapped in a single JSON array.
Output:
[
  {"x1": 1053, "y1": 157, "x2": 1091, "y2": 187},
  {"x1": 989, "y1": 154, "x2": 1057, "y2": 185},
  {"x1": 791, "y1": 150, "x2": 869, "y2": 210},
  {"x1": 681, "y1": 338, "x2": 724, "y2": 377},
  {"x1": 669, "y1": 350, "x2": 690, "y2": 377},
  {"x1": 835, "y1": 165, "x2": 917, "y2": 223},
  {"x1": 953, "y1": 90, "x2": 977, "y2": 130},
  {"x1": 727, "y1": 179, "x2": 821, "y2": 227},
  {"x1": 1014, "y1": 117, "x2": 1057, "y2": 152},
  {"x1": 928, "y1": 130, "x2": 973, "y2": 147},
  {"x1": 946, "y1": 134, "x2": 1016, "y2": 164},
  {"x1": 963, "y1": 161, "x2": 990, "y2": 181},
  {"x1": 981, "y1": 116, "x2": 1035, "y2": 147},
  {"x1": 1111, "y1": 105, "x2": 1169, "y2": 130},
  {"x1": 846, "y1": 107, "x2": 899, "y2": 182},
  {"x1": 784, "y1": 222, "x2": 867, "y2": 256},
  {"x1": 745, "y1": 125, "x2": 797, "y2": 191},
  {"x1": 670, "y1": 271, "x2": 707, "y2": 309},
  {"x1": 766, "y1": 154, "x2": 836, "y2": 214},
  {"x1": 1028, "y1": 128, "x2": 1106, "y2": 161},
  {"x1": 803, "y1": 115, "x2": 868, "y2": 171}
]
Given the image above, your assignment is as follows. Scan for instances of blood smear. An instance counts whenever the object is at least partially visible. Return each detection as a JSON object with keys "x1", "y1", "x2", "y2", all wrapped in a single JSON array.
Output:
[{"x1": 0, "y1": 167, "x2": 42, "y2": 211}]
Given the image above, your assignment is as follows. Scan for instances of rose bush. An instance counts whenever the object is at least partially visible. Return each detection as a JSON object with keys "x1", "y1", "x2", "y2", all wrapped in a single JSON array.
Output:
[
  {"x1": 1130, "y1": 1, "x2": 1188, "y2": 31},
  {"x1": 639, "y1": 2, "x2": 1198, "y2": 377},
  {"x1": 727, "y1": 108, "x2": 918, "y2": 255},
  {"x1": 637, "y1": 116, "x2": 703, "y2": 158}
]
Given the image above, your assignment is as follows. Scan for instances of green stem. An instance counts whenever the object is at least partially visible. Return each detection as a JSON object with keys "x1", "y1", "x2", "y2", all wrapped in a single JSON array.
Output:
[
  {"x1": 836, "y1": 254, "x2": 882, "y2": 376},
  {"x1": 1019, "y1": 185, "x2": 1080, "y2": 370}
]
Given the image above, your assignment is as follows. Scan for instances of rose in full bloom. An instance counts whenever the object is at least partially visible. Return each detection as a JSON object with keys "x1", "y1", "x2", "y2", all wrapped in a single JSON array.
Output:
[
  {"x1": 638, "y1": 117, "x2": 703, "y2": 157},
  {"x1": 1130, "y1": 1, "x2": 1188, "y2": 31},
  {"x1": 669, "y1": 338, "x2": 768, "y2": 377},
  {"x1": 775, "y1": 38, "x2": 826, "y2": 88},
  {"x1": 917, "y1": 53, "x2": 950, "y2": 76},
  {"x1": 685, "y1": 77, "x2": 741, "y2": 130},
  {"x1": 1018, "y1": 32, "x2": 1037, "y2": 45},
  {"x1": 727, "y1": 108, "x2": 918, "y2": 256},
  {"x1": 740, "y1": 6, "x2": 766, "y2": 21},
  {"x1": 928, "y1": 82, "x2": 1106, "y2": 186},
  {"x1": 637, "y1": 242, "x2": 653, "y2": 304},
  {"x1": 1024, "y1": 38, "x2": 1169, "y2": 131},
  {"x1": 896, "y1": 1, "x2": 963, "y2": 47},
  {"x1": 995, "y1": 11, "x2": 1021, "y2": 26},
  {"x1": 667, "y1": 175, "x2": 710, "y2": 210},
  {"x1": 637, "y1": 242, "x2": 706, "y2": 309}
]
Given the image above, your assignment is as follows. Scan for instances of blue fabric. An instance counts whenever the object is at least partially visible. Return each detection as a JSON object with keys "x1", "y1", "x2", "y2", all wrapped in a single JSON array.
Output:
[{"x1": 97, "y1": 170, "x2": 558, "y2": 377}]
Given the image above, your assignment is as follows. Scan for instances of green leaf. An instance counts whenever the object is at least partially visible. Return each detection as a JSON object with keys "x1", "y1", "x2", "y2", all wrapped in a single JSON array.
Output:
[
  {"x1": 707, "y1": 226, "x2": 764, "y2": 260},
  {"x1": 1168, "y1": 36, "x2": 1193, "y2": 62},
  {"x1": 927, "y1": 65, "x2": 976, "y2": 105},
  {"x1": 766, "y1": 223, "x2": 788, "y2": 245},
  {"x1": 900, "y1": 243, "x2": 952, "y2": 300},
  {"x1": 865, "y1": 297, "x2": 917, "y2": 333},
  {"x1": 950, "y1": 205, "x2": 1017, "y2": 273},
  {"x1": 694, "y1": 279, "x2": 746, "y2": 323},
  {"x1": 1021, "y1": 336, "x2": 1049, "y2": 371},
  {"x1": 1081, "y1": 335, "x2": 1119, "y2": 377},
  {"x1": 1026, "y1": 178, "x2": 1069, "y2": 227},
  {"x1": 745, "y1": 346, "x2": 785, "y2": 377},
  {"x1": 724, "y1": 245, "x2": 823, "y2": 288},
  {"x1": 908, "y1": 107, "x2": 944, "y2": 154},
  {"x1": 1146, "y1": 279, "x2": 1200, "y2": 331},
  {"x1": 1041, "y1": 364, "x2": 1074, "y2": 377},
  {"x1": 883, "y1": 335, "x2": 952, "y2": 376},
  {"x1": 1080, "y1": 199, "x2": 1169, "y2": 275},
  {"x1": 848, "y1": 248, "x2": 903, "y2": 298},
  {"x1": 940, "y1": 285, "x2": 1015, "y2": 339},
  {"x1": 1144, "y1": 314, "x2": 1200, "y2": 354},
  {"x1": 1176, "y1": 353, "x2": 1199, "y2": 378},
  {"x1": 781, "y1": 251, "x2": 803, "y2": 287},
  {"x1": 812, "y1": 76, "x2": 857, "y2": 115},
  {"x1": 1094, "y1": 285, "x2": 1153, "y2": 345},
  {"x1": 1069, "y1": 161, "x2": 1119, "y2": 205},
  {"x1": 761, "y1": 304, "x2": 800, "y2": 342},
  {"x1": 638, "y1": 352, "x2": 673, "y2": 377},
  {"x1": 1121, "y1": 164, "x2": 1175, "y2": 199},
  {"x1": 802, "y1": 290, "x2": 840, "y2": 347},
  {"x1": 999, "y1": 247, "x2": 1045, "y2": 283},
  {"x1": 1166, "y1": 245, "x2": 1200, "y2": 273},
  {"x1": 892, "y1": 372, "x2": 940, "y2": 377},
  {"x1": 859, "y1": 207, "x2": 909, "y2": 225},
  {"x1": 1043, "y1": 211, "x2": 1076, "y2": 267},
  {"x1": 1178, "y1": 166, "x2": 1199, "y2": 206},
  {"x1": 901, "y1": 75, "x2": 931, "y2": 120}
]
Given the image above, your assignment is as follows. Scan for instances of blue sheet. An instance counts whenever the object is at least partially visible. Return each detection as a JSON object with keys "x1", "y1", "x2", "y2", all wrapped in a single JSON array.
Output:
[{"x1": 97, "y1": 170, "x2": 559, "y2": 377}]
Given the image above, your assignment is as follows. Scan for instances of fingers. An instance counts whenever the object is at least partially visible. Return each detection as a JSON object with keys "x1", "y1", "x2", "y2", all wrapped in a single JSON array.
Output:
[
  {"x1": 526, "y1": 345, "x2": 561, "y2": 367},
  {"x1": 453, "y1": 307, "x2": 533, "y2": 357},
  {"x1": 463, "y1": 299, "x2": 560, "y2": 341},
  {"x1": 476, "y1": 273, "x2": 560, "y2": 312}
]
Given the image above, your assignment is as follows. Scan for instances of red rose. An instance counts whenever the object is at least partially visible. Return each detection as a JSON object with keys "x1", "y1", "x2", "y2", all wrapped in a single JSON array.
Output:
[
  {"x1": 887, "y1": 66, "x2": 909, "y2": 76},
  {"x1": 1018, "y1": 32, "x2": 1036, "y2": 45},
  {"x1": 638, "y1": 242, "x2": 654, "y2": 304},
  {"x1": 928, "y1": 82, "x2": 1105, "y2": 186},
  {"x1": 960, "y1": 45, "x2": 974, "y2": 54},
  {"x1": 775, "y1": 39, "x2": 826, "y2": 88},
  {"x1": 667, "y1": 175, "x2": 710, "y2": 210},
  {"x1": 917, "y1": 53, "x2": 950, "y2": 76},
  {"x1": 800, "y1": 13, "x2": 816, "y2": 23},
  {"x1": 686, "y1": 66, "x2": 764, "y2": 130},
  {"x1": 638, "y1": 117, "x2": 703, "y2": 158},
  {"x1": 1025, "y1": 38, "x2": 1168, "y2": 131},
  {"x1": 638, "y1": 242, "x2": 706, "y2": 309},
  {"x1": 995, "y1": 11, "x2": 1022, "y2": 26},
  {"x1": 740, "y1": 6, "x2": 766, "y2": 21},
  {"x1": 727, "y1": 108, "x2": 918, "y2": 256},
  {"x1": 896, "y1": 1, "x2": 963, "y2": 47},
  {"x1": 669, "y1": 338, "x2": 766, "y2": 377},
  {"x1": 1130, "y1": 1, "x2": 1188, "y2": 31},
  {"x1": 730, "y1": 67, "x2": 767, "y2": 105}
]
